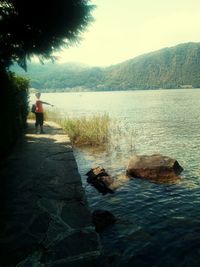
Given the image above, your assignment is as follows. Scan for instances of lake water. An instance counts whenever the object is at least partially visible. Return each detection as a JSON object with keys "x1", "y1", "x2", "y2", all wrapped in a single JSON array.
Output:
[{"x1": 33, "y1": 89, "x2": 200, "y2": 266}]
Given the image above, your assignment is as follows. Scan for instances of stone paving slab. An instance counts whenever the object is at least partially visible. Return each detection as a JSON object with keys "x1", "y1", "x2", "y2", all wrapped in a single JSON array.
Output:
[{"x1": 0, "y1": 121, "x2": 107, "y2": 267}]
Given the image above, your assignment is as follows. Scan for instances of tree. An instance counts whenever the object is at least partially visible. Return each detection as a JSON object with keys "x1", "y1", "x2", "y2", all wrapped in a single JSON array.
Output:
[
  {"x1": 0, "y1": 0, "x2": 94, "y2": 69},
  {"x1": 0, "y1": 0, "x2": 94, "y2": 157}
]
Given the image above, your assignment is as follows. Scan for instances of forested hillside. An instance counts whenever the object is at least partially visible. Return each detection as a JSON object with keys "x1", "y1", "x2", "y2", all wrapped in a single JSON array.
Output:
[
  {"x1": 11, "y1": 42, "x2": 200, "y2": 91},
  {"x1": 104, "y1": 42, "x2": 200, "y2": 90}
]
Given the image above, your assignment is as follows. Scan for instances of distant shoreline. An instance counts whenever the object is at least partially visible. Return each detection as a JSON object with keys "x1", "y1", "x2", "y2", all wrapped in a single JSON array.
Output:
[{"x1": 29, "y1": 87, "x2": 200, "y2": 94}]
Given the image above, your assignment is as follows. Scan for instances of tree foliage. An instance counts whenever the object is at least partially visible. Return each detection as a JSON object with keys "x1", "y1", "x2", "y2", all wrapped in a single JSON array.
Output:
[
  {"x1": 0, "y1": 0, "x2": 93, "y2": 157},
  {"x1": 0, "y1": 0, "x2": 94, "y2": 69}
]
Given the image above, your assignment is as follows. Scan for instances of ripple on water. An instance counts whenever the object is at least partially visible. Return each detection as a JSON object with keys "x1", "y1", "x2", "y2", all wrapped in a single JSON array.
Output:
[{"x1": 71, "y1": 89, "x2": 200, "y2": 267}]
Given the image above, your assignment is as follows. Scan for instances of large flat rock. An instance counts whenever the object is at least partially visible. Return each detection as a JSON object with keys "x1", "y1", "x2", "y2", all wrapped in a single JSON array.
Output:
[{"x1": 127, "y1": 154, "x2": 183, "y2": 180}]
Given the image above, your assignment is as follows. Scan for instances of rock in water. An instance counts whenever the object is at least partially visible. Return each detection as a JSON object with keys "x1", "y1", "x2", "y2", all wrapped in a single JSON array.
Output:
[
  {"x1": 92, "y1": 210, "x2": 116, "y2": 232},
  {"x1": 86, "y1": 167, "x2": 114, "y2": 194},
  {"x1": 127, "y1": 154, "x2": 183, "y2": 180}
]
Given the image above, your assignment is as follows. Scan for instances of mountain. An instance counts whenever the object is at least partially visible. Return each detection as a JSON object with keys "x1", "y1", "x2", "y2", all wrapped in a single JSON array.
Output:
[
  {"x1": 11, "y1": 42, "x2": 200, "y2": 91},
  {"x1": 104, "y1": 42, "x2": 200, "y2": 90}
]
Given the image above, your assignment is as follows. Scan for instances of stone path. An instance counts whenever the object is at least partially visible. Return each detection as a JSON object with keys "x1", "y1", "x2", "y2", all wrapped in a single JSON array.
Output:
[{"x1": 0, "y1": 121, "x2": 107, "y2": 267}]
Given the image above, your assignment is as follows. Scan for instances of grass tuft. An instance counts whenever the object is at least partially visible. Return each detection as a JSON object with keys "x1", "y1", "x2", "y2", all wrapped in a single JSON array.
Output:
[{"x1": 60, "y1": 114, "x2": 110, "y2": 146}]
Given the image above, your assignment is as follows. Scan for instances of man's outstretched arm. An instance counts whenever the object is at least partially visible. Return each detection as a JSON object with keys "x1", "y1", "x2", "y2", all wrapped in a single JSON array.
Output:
[{"x1": 40, "y1": 101, "x2": 54, "y2": 107}]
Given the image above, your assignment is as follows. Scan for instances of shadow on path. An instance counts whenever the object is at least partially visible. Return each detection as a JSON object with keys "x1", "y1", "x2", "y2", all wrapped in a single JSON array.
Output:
[{"x1": 0, "y1": 121, "x2": 105, "y2": 267}]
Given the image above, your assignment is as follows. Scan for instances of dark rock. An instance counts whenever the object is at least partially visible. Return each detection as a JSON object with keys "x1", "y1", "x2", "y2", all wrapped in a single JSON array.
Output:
[
  {"x1": 92, "y1": 210, "x2": 116, "y2": 232},
  {"x1": 127, "y1": 154, "x2": 183, "y2": 180},
  {"x1": 86, "y1": 167, "x2": 114, "y2": 195},
  {"x1": 86, "y1": 166, "x2": 110, "y2": 181}
]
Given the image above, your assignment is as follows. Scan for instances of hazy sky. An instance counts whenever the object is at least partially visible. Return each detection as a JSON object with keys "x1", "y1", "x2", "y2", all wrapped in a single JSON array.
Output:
[{"x1": 55, "y1": 0, "x2": 200, "y2": 66}]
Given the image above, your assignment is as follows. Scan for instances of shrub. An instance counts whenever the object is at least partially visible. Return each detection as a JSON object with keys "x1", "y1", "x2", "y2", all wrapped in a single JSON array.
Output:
[{"x1": 0, "y1": 71, "x2": 29, "y2": 158}]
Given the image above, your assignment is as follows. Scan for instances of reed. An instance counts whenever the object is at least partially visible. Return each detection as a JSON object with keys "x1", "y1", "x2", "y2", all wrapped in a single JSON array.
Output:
[
  {"x1": 60, "y1": 114, "x2": 110, "y2": 146},
  {"x1": 36, "y1": 109, "x2": 110, "y2": 146},
  {"x1": 28, "y1": 109, "x2": 135, "y2": 152}
]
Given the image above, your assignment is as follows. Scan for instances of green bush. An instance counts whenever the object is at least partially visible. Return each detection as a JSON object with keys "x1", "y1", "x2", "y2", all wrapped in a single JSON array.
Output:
[{"x1": 0, "y1": 70, "x2": 29, "y2": 158}]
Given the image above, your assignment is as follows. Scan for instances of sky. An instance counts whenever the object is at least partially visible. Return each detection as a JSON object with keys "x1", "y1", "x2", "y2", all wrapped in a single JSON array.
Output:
[{"x1": 54, "y1": 0, "x2": 200, "y2": 67}]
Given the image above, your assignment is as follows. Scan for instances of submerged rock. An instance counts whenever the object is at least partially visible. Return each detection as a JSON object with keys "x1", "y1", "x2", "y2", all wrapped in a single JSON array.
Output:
[
  {"x1": 127, "y1": 154, "x2": 183, "y2": 180},
  {"x1": 92, "y1": 209, "x2": 117, "y2": 232},
  {"x1": 86, "y1": 167, "x2": 114, "y2": 195}
]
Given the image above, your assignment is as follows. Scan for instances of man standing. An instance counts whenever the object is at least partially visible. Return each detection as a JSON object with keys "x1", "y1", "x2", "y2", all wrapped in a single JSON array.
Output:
[{"x1": 35, "y1": 92, "x2": 53, "y2": 134}]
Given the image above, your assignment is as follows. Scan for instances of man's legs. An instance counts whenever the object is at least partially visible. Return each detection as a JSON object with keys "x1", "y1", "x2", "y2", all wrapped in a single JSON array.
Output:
[
  {"x1": 35, "y1": 113, "x2": 44, "y2": 134},
  {"x1": 39, "y1": 113, "x2": 44, "y2": 134},
  {"x1": 35, "y1": 113, "x2": 39, "y2": 133}
]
